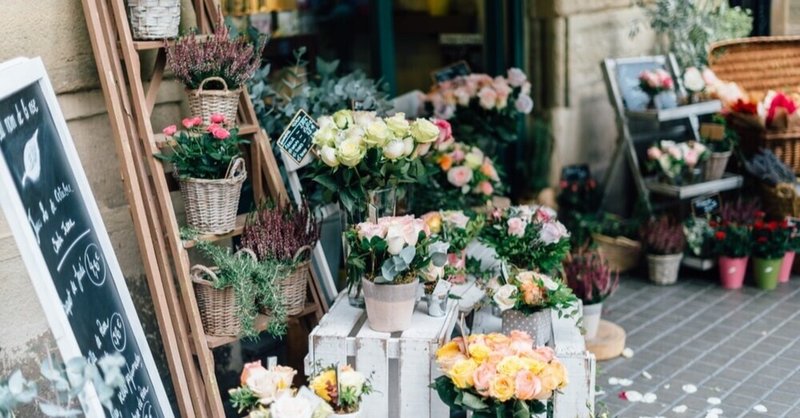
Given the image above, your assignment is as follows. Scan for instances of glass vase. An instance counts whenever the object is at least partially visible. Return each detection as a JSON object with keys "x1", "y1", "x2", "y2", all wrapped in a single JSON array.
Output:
[{"x1": 341, "y1": 187, "x2": 398, "y2": 307}]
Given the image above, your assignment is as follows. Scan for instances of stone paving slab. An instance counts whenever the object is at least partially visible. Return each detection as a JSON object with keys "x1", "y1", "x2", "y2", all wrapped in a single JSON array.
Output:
[{"x1": 595, "y1": 271, "x2": 800, "y2": 418}]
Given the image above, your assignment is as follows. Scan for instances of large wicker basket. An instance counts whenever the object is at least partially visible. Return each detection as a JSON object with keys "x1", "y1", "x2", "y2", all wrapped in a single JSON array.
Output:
[
  {"x1": 592, "y1": 233, "x2": 642, "y2": 273},
  {"x1": 276, "y1": 246, "x2": 312, "y2": 316},
  {"x1": 708, "y1": 36, "x2": 800, "y2": 172},
  {"x1": 179, "y1": 158, "x2": 246, "y2": 235},
  {"x1": 127, "y1": 0, "x2": 181, "y2": 40},
  {"x1": 192, "y1": 264, "x2": 240, "y2": 337},
  {"x1": 187, "y1": 76, "x2": 241, "y2": 126},
  {"x1": 760, "y1": 182, "x2": 800, "y2": 219}
]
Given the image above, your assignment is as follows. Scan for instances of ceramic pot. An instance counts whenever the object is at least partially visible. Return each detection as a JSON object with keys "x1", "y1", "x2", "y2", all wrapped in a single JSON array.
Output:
[
  {"x1": 753, "y1": 257, "x2": 782, "y2": 290},
  {"x1": 331, "y1": 411, "x2": 360, "y2": 418},
  {"x1": 779, "y1": 251, "x2": 795, "y2": 283},
  {"x1": 501, "y1": 308, "x2": 552, "y2": 346},
  {"x1": 647, "y1": 253, "x2": 683, "y2": 285},
  {"x1": 362, "y1": 278, "x2": 418, "y2": 332},
  {"x1": 582, "y1": 302, "x2": 603, "y2": 340},
  {"x1": 718, "y1": 256, "x2": 748, "y2": 289}
]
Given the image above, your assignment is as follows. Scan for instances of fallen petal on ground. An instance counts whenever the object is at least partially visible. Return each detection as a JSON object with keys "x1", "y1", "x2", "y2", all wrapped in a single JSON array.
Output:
[
  {"x1": 642, "y1": 370, "x2": 652, "y2": 380},
  {"x1": 618, "y1": 378, "x2": 633, "y2": 387},
  {"x1": 642, "y1": 392, "x2": 657, "y2": 403},
  {"x1": 709, "y1": 408, "x2": 723, "y2": 415},
  {"x1": 608, "y1": 377, "x2": 619, "y2": 385},
  {"x1": 753, "y1": 404, "x2": 768, "y2": 413},
  {"x1": 707, "y1": 397, "x2": 721, "y2": 405},
  {"x1": 621, "y1": 347, "x2": 634, "y2": 358},
  {"x1": 624, "y1": 390, "x2": 643, "y2": 402},
  {"x1": 672, "y1": 405, "x2": 688, "y2": 413},
  {"x1": 682, "y1": 384, "x2": 697, "y2": 394}
]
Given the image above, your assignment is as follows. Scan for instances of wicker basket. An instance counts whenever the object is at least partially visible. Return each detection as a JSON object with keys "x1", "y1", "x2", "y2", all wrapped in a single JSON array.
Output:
[
  {"x1": 127, "y1": 0, "x2": 181, "y2": 40},
  {"x1": 592, "y1": 233, "x2": 642, "y2": 273},
  {"x1": 708, "y1": 36, "x2": 800, "y2": 172},
  {"x1": 187, "y1": 77, "x2": 241, "y2": 126},
  {"x1": 760, "y1": 182, "x2": 800, "y2": 219},
  {"x1": 179, "y1": 158, "x2": 246, "y2": 235},
  {"x1": 277, "y1": 246, "x2": 312, "y2": 316},
  {"x1": 192, "y1": 266, "x2": 237, "y2": 337},
  {"x1": 703, "y1": 151, "x2": 732, "y2": 181}
]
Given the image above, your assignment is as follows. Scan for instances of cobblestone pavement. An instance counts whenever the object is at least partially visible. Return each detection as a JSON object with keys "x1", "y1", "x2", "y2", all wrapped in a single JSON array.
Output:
[{"x1": 596, "y1": 271, "x2": 800, "y2": 418}]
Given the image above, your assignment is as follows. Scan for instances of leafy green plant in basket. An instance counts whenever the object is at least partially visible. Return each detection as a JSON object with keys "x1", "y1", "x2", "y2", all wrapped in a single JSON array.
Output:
[{"x1": 480, "y1": 205, "x2": 571, "y2": 273}]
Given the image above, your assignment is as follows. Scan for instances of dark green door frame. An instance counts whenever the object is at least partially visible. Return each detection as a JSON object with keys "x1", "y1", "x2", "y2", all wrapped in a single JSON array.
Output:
[{"x1": 370, "y1": 0, "x2": 397, "y2": 96}]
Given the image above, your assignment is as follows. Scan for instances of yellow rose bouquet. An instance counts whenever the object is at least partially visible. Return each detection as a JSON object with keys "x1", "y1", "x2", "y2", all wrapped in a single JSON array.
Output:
[
  {"x1": 309, "y1": 364, "x2": 373, "y2": 416},
  {"x1": 431, "y1": 331, "x2": 568, "y2": 417}
]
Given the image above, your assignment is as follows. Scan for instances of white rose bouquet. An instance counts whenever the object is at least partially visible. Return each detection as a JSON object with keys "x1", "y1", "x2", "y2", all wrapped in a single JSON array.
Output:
[
  {"x1": 308, "y1": 109, "x2": 440, "y2": 216},
  {"x1": 344, "y1": 215, "x2": 449, "y2": 286},
  {"x1": 309, "y1": 364, "x2": 373, "y2": 414},
  {"x1": 491, "y1": 270, "x2": 577, "y2": 317},
  {"x1": 480, "y1": 205, "x2": 571, "y2": 273}
]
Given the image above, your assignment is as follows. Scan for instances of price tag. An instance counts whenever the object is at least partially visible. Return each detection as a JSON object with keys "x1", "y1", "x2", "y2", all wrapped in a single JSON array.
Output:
[
  {"x1": 277, "y1": 109, "x2": 318, "y2": 163},
  {"x1": 560, "y1": 164, "x2": 591, "y2": 182},
  {"x1": 700, "y1": 123, "x2": 726, "y2": 141},
  {"x1": 431, "y1": 60, "x2": 472, "y2": 84},
  {"x1": 691, "y1": 193, "x2": 722, "y2": 218}
]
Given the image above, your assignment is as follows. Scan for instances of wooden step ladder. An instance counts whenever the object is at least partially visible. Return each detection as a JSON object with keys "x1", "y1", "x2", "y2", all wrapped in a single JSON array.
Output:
[{"x1": 80, "y1": 1, "x2": 327, "y2": 416}]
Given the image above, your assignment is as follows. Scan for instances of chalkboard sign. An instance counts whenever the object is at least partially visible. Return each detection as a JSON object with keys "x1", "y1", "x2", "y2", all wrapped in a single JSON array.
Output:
[
  {"x1": 561, "y1": 164, "x2": 591, "y2": 182},
  {"x1": 432, "y1": 60, "x2": 472, "y2": 84},
  {"x1": 615, "y1": 59, "x2": 677, "y2": 111},
  {"x1": 692, "y1": 194, "x2": 722, "y2": 218},
  {"x1": 278, "y1": 109, "x2": 318, "y2": 163},
  {"x1": 351, "y1": 99, "x2": 376, "y2": 112},
  {"x1": 0, "y1": 58, "x2": 173, "y2": 418}
]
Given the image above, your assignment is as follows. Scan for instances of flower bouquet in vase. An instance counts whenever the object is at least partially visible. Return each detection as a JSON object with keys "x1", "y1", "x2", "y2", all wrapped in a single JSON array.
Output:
[
  {"x1": 426, "y1": 68, "x2": 533, "y2": 155},
  {"x1": 710, "y1": 221, "x2": 751, "y2": 289},
  {"x1": 431, "y1": 332, "x2": 568, "y2": 418},
  {"x1": 421, "y1": 210, "x2": 485, "y2": 286},
  {"x1": 344, "y1": 215, "x2": 449, "y2": 331},
  {"x1": 641, "y1": 216, "x2": 686, "y2": 285},
  {"x1": 646, "y1": 140, "x2": 709, "y2": 185},
  {"x1": 309, "y1": 364, "x2": 373, "y2": 417},
  {"x1": 480, "y1": 205, "x2": 571, "y2": 273},
  {"x1": 751, "y1": 212, "x2": 791, "y2": 290},
  {"x1": 490, "y1": 270, "x2": 577, "y2": 346},
  {"x1": 563, "y1": 250, "x2": 619, "y2": 340},
  {"x1": 638, "y1": 69, "x2": 674, "y2": 109},
  {"x1": 158, "y1": 115, "x2": 249, "y2": 234}
]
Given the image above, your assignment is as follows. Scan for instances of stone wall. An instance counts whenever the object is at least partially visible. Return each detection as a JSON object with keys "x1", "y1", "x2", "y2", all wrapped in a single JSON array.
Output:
[
  {"x1": 531, "y1": 0, "x2": 655, "y2": 184},
  {"x1": 0, "y1": 0, "x2": 183, "y2": 411}
]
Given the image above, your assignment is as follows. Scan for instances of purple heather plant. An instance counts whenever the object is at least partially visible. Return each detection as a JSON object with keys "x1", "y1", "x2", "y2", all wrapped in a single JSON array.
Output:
[
  {"x1": 167, "y1": 21, "x2": 266, "y2": 90},
  {"x1": 563, "y1": 249, "x2": 619, "y2": 305},
  {"x1": 641, "y1": 216, "x2": 686, "y2": 255},
  {"x1": 719, "y1": 197, "x2": 761, "y2": 225},
  {"x1": 240, "y1": 200, "x2": 320, "y2": 264}
]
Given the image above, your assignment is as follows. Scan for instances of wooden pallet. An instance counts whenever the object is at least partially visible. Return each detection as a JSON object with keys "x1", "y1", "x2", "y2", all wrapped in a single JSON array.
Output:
[{"x1": 80, "y1": 1, "x2": 326, "y2": 415}]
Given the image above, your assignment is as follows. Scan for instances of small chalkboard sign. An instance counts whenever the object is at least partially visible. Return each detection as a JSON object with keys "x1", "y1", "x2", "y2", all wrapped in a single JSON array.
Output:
[
  {"x1": 692, "y1": 194, "x2": 722, "y2": 218},
  {"x1": 0, "y1": 58, "x2": 173, "y2": 418},
  {"x1": 351, "y1": 99, "x2": 376, "y2": 112},
  {"x1": 432, "y1": 60, "x2": 472, "y2": 84},
  {"x1": 561, "y1": 164, "x2": 591, "y2": 182},
  {"x1": 278, "y1": 109, "x2": 318, "y2": 164}
]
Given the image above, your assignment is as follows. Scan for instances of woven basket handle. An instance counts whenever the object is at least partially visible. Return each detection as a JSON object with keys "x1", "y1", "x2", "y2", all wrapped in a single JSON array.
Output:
[
  {"x1": 235, "y1": 247, "x2": 258, "y2": 262},
  {"x1": 776, "y1": 183, "x2": 796, "y2": 199},
  {"x1": 196, "y1": 76, "x2": 229, "y2": 95},
  {"x1": 293, "y1": 245, "x2": 313, "y2": 263},
  {"x1": 225, "y1": 157, "x2": 247, "y2": 181},
  {"x1": 190, "y1": 264, "x2": 219, "y2": 286}
]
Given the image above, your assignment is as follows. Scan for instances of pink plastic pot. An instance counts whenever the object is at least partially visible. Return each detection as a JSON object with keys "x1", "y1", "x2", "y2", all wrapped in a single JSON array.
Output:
[
  {"x1": 718, "y1": 256, "x2": 748, "y2": 289},
  {"x1": 779, "y1": 251, "x2": 795, "y2": 283}
]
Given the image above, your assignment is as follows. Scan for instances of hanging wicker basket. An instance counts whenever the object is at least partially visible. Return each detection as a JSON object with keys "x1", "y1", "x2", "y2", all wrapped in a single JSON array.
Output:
[
  {"x1": 187, "y1": 76, "x2": 241, "y2": 126},
  {"x1": 760, "y1": 182, "x2": 800, "y2": 219},
  {"x1": 279, "y1": 246, "x2": 312, "y2": 316},
  {"x1": 179, "y1": 158, "x2": 247, "y2": 235},
  {"x1": 127, "y1": 0, "x2": 181, "y2": 40},
  {"x1": 191, "y1": 248, "x2": 257, "y2": 337}
]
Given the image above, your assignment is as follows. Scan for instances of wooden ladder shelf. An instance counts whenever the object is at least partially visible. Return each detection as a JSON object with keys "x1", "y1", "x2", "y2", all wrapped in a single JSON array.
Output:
[{"x1": 80, "y1": 0, "x2": 327, "y2": 416}]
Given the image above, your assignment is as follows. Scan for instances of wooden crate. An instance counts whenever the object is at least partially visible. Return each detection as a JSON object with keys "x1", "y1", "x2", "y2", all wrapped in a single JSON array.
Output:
[{"x1": 307, "y1": 293, "x2": 459, "y2": 418}]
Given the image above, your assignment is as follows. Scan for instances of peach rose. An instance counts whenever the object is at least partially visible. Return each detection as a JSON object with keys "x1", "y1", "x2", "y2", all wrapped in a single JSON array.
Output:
[
  {"x1": 520, "y1": 280, "x2": 545, "y2": 305},
  {"x1": 534, "y1": 347, "x2": 555, "y2": 362},
  {"x1": 478, "y1": 87, "x2": 498, "y2": 110},
  {"x1": 477, "y1": 181, "x2": 494, "y2": 196},
  {"x1": 447, "y1": 166, "x2": 474, "y2": 188},
  {"x1": 515, "y1": 370, "x2": 543, "y2": 401},
  {"x1": 480, "y1": 161, "x2": 500, "y2": 181},
  {"x1": 472, "y1": 363, "x2": 496, "y2": 396},
  {"x1": 241, "y1": 360, "x2": 267, "y2": 385},
  {"x1": 488, "y1": 374, "x2": 515, "y2": 402}
]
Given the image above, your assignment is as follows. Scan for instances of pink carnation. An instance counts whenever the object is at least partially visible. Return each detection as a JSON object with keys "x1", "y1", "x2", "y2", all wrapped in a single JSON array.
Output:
[
  {"x1": 162, "y1": 125, "x2": 177, "y2": 136},
  {"x1": 182, "y1": 118, "x2": 197, "y2": 129},
  {"x1": 210, "y1": 113, "x2": 226, "y2": 124}
]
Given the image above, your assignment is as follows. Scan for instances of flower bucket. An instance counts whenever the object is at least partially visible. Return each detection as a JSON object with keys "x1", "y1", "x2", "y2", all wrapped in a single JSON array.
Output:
[
  {"x1": 753, "y1": 257, "x2": 782, "y2": 290},
  {"x1": 423, "y1": 292, "x2": 449, "y2": 317},
  {"x1": 331, "y1": 412, "x2": 360, "y2": 418},
  {"x1": 127, "y1": 0, "x2": 180, "y2": 40},
  {"x1": 277, "y1": 246, "x2": 312, "y2": 316},
  {"x1": 362, "y1": 278, "x2": 419, "y2": 332},
  {"x1": 501, "y1": 308, "x2": 552, "y2": 347},
  {"x1": 718, "y1": 256, "x2": 748, "y2": 289},
  {"x1": 187, "y1": 76, "x2": 242, "y2": 126},
  {"x1": 191, "y1": 248, "x2": 254, "y2": 337},
  {"x1": 779, "y1": 251, "x2": 795, "y2": 283},
  {"x1": 582, "y1": 302, "x2": 602, "y2": 340},
  {"x1": 178, "y1": 158, "x2": 246, "y2": 235},
  {"x1": 647, "y1": 253, "x2": 683, "y2": 285},
  {"x1": 703, "y1": 150, "x2": 732, "y2": 181}
]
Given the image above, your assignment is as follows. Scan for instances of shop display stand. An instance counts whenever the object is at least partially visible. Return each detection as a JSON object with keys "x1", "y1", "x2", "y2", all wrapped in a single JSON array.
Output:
[{"x1": 80, "y1": 1, "x2": 326, "y2": 416}]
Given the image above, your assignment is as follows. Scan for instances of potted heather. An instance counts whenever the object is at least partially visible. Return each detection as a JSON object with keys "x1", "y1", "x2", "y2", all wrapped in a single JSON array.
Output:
[
  {"x1": 641, "y1": 216, "x2": 686, "y2": 285},
  {"x1": 309, "y1": 364, "x2": 373, "y2": 417},
  {"x1": 751, "y1": 212, "x2": 791, "y2": 290},
  {"x1": 710, "y1": 221, "x2": 751, "y2": 289},
  {"x1": 158, "y1": 116, "x2": 248, "y2": 234},
  {"x1": 167, "y1": 23, "x2": 265, "y2": 125},
  {"x1": 241, "y1": 200, "x2": 320, "y2": 316},
  {"x1": 344, "y1": 215, "x2": 448, "y2": 332},
  {"x1": 563, "y1": 250, "x2": 619, "y2": 340}
]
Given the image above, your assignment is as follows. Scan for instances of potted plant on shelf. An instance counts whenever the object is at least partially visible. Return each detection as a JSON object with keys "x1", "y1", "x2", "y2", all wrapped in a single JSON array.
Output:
[
  {"x1": 751, "y1": 212, "x2": 791, "y2": 290},
  {"x1": 480, "y1": 205, "x2": 571, "y2": 273},
  {"x1": 126, "y1": 0, "x2": 180, "y2": 40},
  {"x1": 563, "y1": 250, "x2": 619, "y2": 340},
  {"x1": 490, "y1": 270, "x2": 577, "y2": 346},
  {"x1": 309, "y1": 364, "x2": 373, "y2": 417},
  {"x1": 701, "y1": 115, "x2": 738, "y2": 181},
  {"x1": 167, "y1": 23, "x2": 266, "y2": 125},
  {"x1": 710, "y1": 221, "x2": 751, "y2": 289},
  {"x1": 638, "y1": 69, "x2": 674, "y2": 109},
  {"x1": 641, "y1": 216, "x2": 686, "y2": 285},
  {"x1": 158, "y1": 116, "x2": 248, "y2": 235},
  {"x1": 241, "y1": 200, "x2": 320, "y2": 316},
  {"x1": 646, "y1": 140, "x2": 709, "y2": 185},
  {"x1": 344, "y1": 215, "x2": 448, "y2": 332},
  {"x1": 432, "y1": 332, "x2": 568, "y2": 417}
]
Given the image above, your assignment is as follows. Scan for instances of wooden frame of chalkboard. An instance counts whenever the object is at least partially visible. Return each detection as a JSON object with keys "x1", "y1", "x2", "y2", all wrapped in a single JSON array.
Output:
[{"x1": 0, "y1": 58, "x2": 173, "y2": 417}]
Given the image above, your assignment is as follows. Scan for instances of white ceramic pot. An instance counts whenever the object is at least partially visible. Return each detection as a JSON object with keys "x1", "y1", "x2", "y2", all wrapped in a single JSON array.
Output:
[
  {"x1": 331, "y1": 411, "x2": 360, "y2": 418},
  {"x1": 362, "y1": 278, "x2": 419, "y2": 332},
  {"x1": 501, "y1": 308, "x2": 552, "y2": 346},
  {"x1": 582, "y1": 302, "x2": 603, "y2": 340},
  {"x1": 647, "y1": 253, "x2": 683, "y2": 285}
]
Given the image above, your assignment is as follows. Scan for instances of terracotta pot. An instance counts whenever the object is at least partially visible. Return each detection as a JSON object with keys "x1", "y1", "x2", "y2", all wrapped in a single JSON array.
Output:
[
  {"x1": 753, "y1": 257, "x2": 782, "y2": 290},
  {"x1": 362, "y1": 278, "x2": 418, "y2": 332},
  {"x1": 501, "y1": 308, "x2": 552, "y2": 346},
  {"x1": 582, "y1": 302, "x2": 603, "y2": 340},
  {"x1": 718, "y1": 256, "x2": 748, "y2": 289},
  {"x1": 779, "y1": 251, "x2": 795, "y2": 283}
]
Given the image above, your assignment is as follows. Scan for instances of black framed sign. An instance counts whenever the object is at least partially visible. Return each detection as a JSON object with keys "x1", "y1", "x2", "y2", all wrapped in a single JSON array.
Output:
[
  {"x1": 277, "y1": 109, "x2": 318, "y2": 164},
  {"x1": 692, "y1": 194, "x2": 722, "y2": 218},
  {"x1": 0, "y1": 58, "x2": 173, "y2": 418},
  {"x1": 431, "y1": 60, "x2": 472, "y2": 84},
  {"x1": 560, "y1": 164, "x2": 591, "y2": 182}
]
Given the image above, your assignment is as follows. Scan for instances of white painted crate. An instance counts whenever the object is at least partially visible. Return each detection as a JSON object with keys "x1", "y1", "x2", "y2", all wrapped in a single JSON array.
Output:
[{"x1": 307, "y1": 292, "x2": 459, "y2": 418}]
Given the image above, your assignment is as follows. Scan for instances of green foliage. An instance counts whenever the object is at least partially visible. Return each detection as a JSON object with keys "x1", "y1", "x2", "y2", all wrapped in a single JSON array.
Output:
[
  {"x1": 228, "y1": 386, "x2": 260, "y2": 415},
  {"x1": 430, "y1": 376, "x2": 546, "y2": 418},
  {"x1": 710, "y1": 222, "x2": 751, "y2": 258},
  {"x1": 156, "y1": 125, "x2": 249, "y2": 180}
]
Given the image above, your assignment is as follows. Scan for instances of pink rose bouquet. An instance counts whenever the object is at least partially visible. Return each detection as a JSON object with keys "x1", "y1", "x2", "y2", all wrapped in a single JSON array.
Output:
[
  {"x1": 480, "y1": 205, "x2": 571, "y2": 273},
  {"x1": 638, "y1": 69, "x2": 674, "y2": 97},
  {"x1": 646, "y1": 140, "x2": 709, "y2": 185},
  {"x1": 432, "y1": 331, "x2": 569, "y2": 417},
  {"x1": 426, "y1": 68, "x2": 533, "y2": 155}
]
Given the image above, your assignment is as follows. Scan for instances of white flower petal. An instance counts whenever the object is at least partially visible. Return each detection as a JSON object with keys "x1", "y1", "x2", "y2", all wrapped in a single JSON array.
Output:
[
  {"x1": 753, "y1": 405, "x2": 768, "y2": 413},
  {"x1": 608, "y1": 377, "x2": 619, "y2": 385},
  {"x1": 624, "y1": 390, "x2": 643, "y2": 402},
  {"x1": 707, "y1": 397, "x2": 721, "y2": 405},
  {"x1": 682, "y1": 384, "x2": 698, "y2": 394},
  {"x1": 618, "y1": 378, "x2": 633, "y2": 387},
  {"x1": 672, "y1": 405, "x2": 688, "y2": 413},
  {"x1": 642, "y1": 371, "x2": 652, "y2": 380},
  {"x1": 621, "y1": 347, "x2": 635, "y2": 358},
  {"x1": 664, "y1": 384, "x2": 671, "y2": 390},
  {"x1": 709, "y1": 408, "x2": 723, "y2": 415},
  {"x1": 704, "y1": 413, "x2": 719, "y2": 418},
  {"x1": 642, "y1": 393, "x2": 657, "y2": 403}
]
